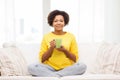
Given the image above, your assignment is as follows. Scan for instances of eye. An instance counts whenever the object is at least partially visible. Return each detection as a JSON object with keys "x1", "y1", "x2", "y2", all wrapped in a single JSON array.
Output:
[
  {"x1": 54, "y1": 20, "x2": 58, "y2": 22},
  {"x1": 60, "y1": 20, "x2": 63, "y2": 22}
]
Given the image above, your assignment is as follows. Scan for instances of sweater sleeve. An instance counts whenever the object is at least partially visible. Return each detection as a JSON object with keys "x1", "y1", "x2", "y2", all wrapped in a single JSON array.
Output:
[
  {"x1": 39, "y1": 35, "x2": 48, "y2": 62},
  {"x1": 70, "y1": 35, "x2": 79, "y2": 61}
]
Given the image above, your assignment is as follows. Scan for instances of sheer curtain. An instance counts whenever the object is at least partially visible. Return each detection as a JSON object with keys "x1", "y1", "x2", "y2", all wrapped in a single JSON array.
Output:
[
  {"x1": 0, "y1": 0, "x2": 105, "y2": 47},
  {"x1": 79, "y1": 0, "x2": 104, "y2": 43},
  {"x1": 0, "y1": 0, "x2": 15, "y2": 47}
]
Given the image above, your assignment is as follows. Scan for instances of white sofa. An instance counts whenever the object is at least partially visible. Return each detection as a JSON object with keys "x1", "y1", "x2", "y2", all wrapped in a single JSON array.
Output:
[{"x1": 0, "y1": 42, "x2": 120, "y2": 80}]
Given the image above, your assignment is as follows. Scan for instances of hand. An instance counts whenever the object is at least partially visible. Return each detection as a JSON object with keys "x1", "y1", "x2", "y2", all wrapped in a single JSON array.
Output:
[
  {"x1": 50, "y1": 39, "x2": 56, "y2": 48},
  {"x1": 56, "y1": 46, "x2": 66, "y2": 52}
]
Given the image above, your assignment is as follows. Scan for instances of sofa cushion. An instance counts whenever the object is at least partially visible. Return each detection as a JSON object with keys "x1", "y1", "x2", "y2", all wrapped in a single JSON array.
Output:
[
  {"x1": 78, "y1": 43, "x2": 101, "y2": 73},
  {"x1": 0, "y1": 43, "x2": 29, "y2": 76}
]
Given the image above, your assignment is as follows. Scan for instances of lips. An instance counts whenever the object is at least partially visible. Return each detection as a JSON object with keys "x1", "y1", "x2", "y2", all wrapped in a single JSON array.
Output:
[{"x1": 56, "y1": 25, "x2": 63, "y2": 27}]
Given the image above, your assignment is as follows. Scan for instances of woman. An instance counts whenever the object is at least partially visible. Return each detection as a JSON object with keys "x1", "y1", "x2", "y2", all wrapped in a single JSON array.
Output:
[{"x1": 28, "y1": 10, "x2": 87, "y2": 77}]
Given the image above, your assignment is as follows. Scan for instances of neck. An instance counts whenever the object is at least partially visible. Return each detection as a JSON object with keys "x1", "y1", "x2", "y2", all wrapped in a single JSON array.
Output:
[{"x1": 53, "y1": 31, "x2": 66, "y2": 35}]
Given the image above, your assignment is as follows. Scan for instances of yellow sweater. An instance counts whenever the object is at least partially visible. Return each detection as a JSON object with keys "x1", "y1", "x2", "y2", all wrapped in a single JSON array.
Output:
[{"x1": 39, "y1": 32, "x2": 78, "y2": 70}]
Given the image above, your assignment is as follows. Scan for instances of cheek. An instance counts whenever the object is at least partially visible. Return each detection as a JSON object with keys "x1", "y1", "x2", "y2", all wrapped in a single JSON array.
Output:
[
  {"x1": 63, "y1": 22, "x2": 65, "y2": 26},
  {"x1": 52, "y1": 23, "x2": 55, "y2": 27},
  {"x1": 62, "y1": 24, "x2": 65, "y2": 27},
  {"x1": 53, "y1": 22, "x2": 57, "y2": 25}
]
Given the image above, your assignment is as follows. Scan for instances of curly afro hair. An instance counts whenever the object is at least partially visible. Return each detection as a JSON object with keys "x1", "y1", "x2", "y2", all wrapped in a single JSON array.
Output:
[{"x1": 47, "y1": 10, "x2": 69, "y2": 26}]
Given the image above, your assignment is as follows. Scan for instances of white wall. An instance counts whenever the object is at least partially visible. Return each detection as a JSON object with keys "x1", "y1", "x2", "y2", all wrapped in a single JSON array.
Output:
[{"x1": 104, "y1": 0, "x2": 120, "y2": 43}]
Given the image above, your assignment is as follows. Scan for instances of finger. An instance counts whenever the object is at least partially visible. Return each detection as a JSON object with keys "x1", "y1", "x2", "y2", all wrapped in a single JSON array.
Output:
[{"x1": 60, "y1": 45, "x2": 63, "y2": 48}]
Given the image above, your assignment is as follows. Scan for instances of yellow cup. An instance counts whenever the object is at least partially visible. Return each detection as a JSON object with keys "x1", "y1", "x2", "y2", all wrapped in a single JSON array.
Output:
[{"x1": 55, "y1": 39, "x2": 62, "y2": 48}]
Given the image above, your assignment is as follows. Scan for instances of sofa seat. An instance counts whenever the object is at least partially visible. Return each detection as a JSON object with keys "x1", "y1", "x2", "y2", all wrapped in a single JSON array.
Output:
[
  {"x1": 61, "y1": 74, "x2": 120, "y2": 80},
  {"x1": 0, "y1": 76, "x2": 59, "y2": 80},
  {"x1": 0, "y1": 74, "x2": 120, "y2": 80}
]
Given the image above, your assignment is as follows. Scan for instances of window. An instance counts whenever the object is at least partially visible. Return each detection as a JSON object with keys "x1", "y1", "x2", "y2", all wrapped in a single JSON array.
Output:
[{"x1": 14, "y1": 0, "x2": 43, "y2": 43}]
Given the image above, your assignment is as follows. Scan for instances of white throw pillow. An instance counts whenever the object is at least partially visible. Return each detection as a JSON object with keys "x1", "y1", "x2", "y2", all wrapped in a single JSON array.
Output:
[
  {"x1": 0, "y1": 44, "x2": 29, "y2": 76},
  {"x1": 93, "y1": 42, "x2": 120, "y2": 74}
]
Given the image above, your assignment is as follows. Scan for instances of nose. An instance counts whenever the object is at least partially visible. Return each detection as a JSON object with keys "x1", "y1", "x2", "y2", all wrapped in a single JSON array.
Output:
[{"x1": 57, "y1": 21, "x2": 61, "y2": 24}]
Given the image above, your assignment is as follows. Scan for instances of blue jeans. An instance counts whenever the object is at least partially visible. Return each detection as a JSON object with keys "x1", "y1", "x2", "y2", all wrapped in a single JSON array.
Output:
[{"x1": 28, "y1": 62, "x2": 87, "y2": 77}]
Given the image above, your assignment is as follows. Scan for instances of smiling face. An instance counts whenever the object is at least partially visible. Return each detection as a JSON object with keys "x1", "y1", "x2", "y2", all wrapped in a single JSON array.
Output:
[{"x1": 52, "y1": 15, "x2": 65, "y2": 32}]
